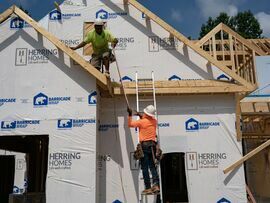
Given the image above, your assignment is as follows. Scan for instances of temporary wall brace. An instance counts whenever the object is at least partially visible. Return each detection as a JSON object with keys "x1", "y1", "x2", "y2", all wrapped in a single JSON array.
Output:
[{"x1": 223, "y1": 139, "x2": 270, "y2": 174}]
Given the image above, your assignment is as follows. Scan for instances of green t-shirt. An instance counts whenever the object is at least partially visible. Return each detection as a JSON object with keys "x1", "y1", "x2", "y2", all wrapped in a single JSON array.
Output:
[{"x1": 84, "y1": 29, "x2": 115, "y2": 55}]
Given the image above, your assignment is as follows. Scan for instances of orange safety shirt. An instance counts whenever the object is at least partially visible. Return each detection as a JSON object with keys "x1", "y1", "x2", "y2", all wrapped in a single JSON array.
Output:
[{"x1": 128, "y1": 115, "x2": 157, "y2": 142}]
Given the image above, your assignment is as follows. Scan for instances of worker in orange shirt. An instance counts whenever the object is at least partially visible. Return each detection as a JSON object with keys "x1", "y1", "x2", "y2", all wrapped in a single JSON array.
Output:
[{"x1": 127, "y1": 105, "x2": 160, "y2": 195}]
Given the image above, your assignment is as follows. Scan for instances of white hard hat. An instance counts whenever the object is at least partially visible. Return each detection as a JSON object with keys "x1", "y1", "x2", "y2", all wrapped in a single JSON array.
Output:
[
  {"x1": 94, "y1": 18, "x2": 104, "y2": 26},
  {"x1": 143, "y1": 105, "x2": 156, "y2": 117}
]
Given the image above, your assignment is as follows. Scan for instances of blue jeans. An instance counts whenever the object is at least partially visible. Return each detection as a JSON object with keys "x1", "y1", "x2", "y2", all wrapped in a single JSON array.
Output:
[{"x1": 140, "y1": 142, "x2": 160, "y2": 189}]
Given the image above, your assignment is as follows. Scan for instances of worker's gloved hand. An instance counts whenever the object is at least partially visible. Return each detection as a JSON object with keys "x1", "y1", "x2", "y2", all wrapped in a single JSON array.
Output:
[
  {"x1": 134, "y1": 110, "x2": 143, "y2": 118},
  {"x1": 127, "y1": 107, "x2": 132, "y2": 116}
]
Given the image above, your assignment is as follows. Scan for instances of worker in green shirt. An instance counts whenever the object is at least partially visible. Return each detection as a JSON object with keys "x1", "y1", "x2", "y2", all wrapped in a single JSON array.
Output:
[{"x1": 70, "y1": 18, "x2": 118, "y2": 77}]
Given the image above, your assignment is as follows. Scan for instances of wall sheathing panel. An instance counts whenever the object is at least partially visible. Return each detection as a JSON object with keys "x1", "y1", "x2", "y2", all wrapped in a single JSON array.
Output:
[
  {"x1": 0, "y1": 16, "x2": 98, "y2": 203},
  {"x1": 98, "y1": 95, "x2": 247, "y2": 203}
]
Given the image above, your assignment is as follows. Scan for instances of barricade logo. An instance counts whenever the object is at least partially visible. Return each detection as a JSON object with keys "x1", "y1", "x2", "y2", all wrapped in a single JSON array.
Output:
[
  {"x1": 217, "y1": 197, "x2": 231, "y2": 203},
  {"x1": 15, "y1": 48, "x2": 58, "y2": 66},
  {"x1": 187, "y1": 152, "x2": 227, "y2": 170},
  {"x1": 49, "y1": 152, "x2": 81, "y2": 170},
  {"x1": 10, "y1": 17, "x2": 24, "y2": 29},
  {"x1": 33, "y1": 92, "x2": 71, "y2": 107},
  {"x1": 113, "y1": 200, "x2": 122, "y2": 203},
  {"x1": 58, "y1": 119, "x2": 72, "y2": 129},
  {"x1": 116, "y1": 37, "x2": 135, "y2": 50},
  {"x1": 185, "y1": 118, "x2": 220, "y2": 131},
  {"x1": 1, "y1": 120, "x2": 40, "y2": 130},
  {"x1": 1, "y1": 121, "x2": 16, "y2": 129},
  {"x1": 33, "y1": 93, "x2": 48, "y2": 106},
  {"x1": 88, "y1": 91, "x2": 97, "y2": 105},
  {"x1": 96, "y1": 9, "x2": 127, "y2": 20},
  {"x1": 185, "y1": 118, "x2": 199, "y2": 131},
  {"x1": 99, "y1": 124, "x2": 119, "y2": 131},
  {"x1": 13, "y1": 186, "x2": 20, "y2": 194},
  {"x1": 149, "y1": 36, "x2": 178, "y2": 52},
  {"x1": 169, "y1": 75, "x2": 181, "y2": 81},
  {"x1": 0, "y1": 98, "x2": 16, "y2": 107},
  {"x1": 217, "y1": 74, "x2": 230, "y2": 81},
  {"x1": 57, "y1": 118, "x2": 96, "y2": 129},
  {"x1": 49, "y1": 10, "x2": 81, "y2": 21},
  {"x1": 142, "y1": 13, "x2": 146, "y2": 19},
  {"x1": 121, "y1": 76, "x2": 133, "y2": 82},
  {"x1": 49, "y1": 10, "x2": 62, "y2": 20}
]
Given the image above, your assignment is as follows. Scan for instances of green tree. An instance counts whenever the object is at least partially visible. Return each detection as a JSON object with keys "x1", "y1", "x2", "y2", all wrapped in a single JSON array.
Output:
[{"x1": 199, "y1": 11, "x2": 263, "y2": 39}]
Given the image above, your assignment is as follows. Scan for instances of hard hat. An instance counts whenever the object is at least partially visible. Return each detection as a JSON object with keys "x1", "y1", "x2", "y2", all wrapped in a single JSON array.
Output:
[
  {"x1": 143, "y1": 105, "x2": 156, "y2": 117},
  {"x1": 94, "y1": 18, "x2": 104, "y2": 26}
]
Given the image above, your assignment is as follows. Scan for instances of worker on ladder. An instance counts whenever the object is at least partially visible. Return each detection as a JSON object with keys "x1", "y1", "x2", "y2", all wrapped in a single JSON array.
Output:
[
  {"x1": 127, "y1": 105, "x2": 160, "y2": 195},
  {"x1": 70, "y1": 18, "x2": 118, "y2": 77}
]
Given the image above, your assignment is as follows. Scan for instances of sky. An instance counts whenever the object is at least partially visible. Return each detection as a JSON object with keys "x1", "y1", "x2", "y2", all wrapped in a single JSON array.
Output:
[{"x1": 0, "y1": 0, "x2": 270, "y2": 39}]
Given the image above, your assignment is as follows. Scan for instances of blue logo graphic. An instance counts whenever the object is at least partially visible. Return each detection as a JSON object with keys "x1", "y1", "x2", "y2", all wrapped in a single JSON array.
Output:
[
  {"x1": 13, "y1": 186, "x2": 20, "y2": 194},
  {"x1": 185, "y1": 118, "x2": 199, "y2": 131},
  {"x1": 89, "y1": 91, "x2": 97, "y2": 105},
  {"x1": 10, "y1": 17, "x2": 24, "y2": 29},
  {"x1": 113, "y1": 200, "x2": 122, "y2": 203},
  {"x1": 49, "y1": 10, "x2": 62, "y2": 20},
  {"x1": 33, "y1": 93, "x2": 48, "y2": 106},
  {"x1": 57, "y1": 118, "x2": 95, "y2": 129},
  {"x1": 96, "y1": 9, "x2": 108, "y2": 19},
  {"x1": 169, "y1": 75, "x2": 181, "y2": 81},
  {"x1": 1, "y1": 121, "x2": 16, "y2": 129},
  {"x1": 217, "y1": 74, "x2": 230, "y2": 81},
  {"x1": 58, "y1": 119, "x2": 73, "y2": 129},
  {"x1": 142, "y1": 13, "x2": 146, "y2": 19},
  {"x1": 217, "y1": 197, "x2": 231, "y2": 203},
  {"x1": 121, "y1": 76, "x2": 133, "y2": 82}
]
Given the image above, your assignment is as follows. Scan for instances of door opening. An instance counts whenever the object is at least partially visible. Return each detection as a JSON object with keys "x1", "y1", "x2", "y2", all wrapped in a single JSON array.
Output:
[
  {"x1": 0, "y1": 135, "x2": 48, "y2": 202},
  {"x1": 160, "y1": 152, "x2": 189, "y2": 203}
]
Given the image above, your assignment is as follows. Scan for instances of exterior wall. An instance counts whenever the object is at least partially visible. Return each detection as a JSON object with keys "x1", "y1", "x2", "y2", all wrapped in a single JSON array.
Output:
[
  {"x1": 0, "y1": 17, "x2": 97, "y2": 203},
  {"x1": 98, "y1": 95, "x2": 247, "y2": 203}
]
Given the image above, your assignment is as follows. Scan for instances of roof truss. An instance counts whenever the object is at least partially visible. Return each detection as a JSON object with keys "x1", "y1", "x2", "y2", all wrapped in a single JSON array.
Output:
[{"x1": 0, "y1": 6, "x2": 112, "y2": 93}]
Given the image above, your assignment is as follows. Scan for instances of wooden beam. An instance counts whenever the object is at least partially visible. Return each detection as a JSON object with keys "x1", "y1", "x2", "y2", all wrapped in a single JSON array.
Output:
[
  {"x1": 0, "y1": 6, "x2": 14, "y2": 24},
  {"x1": 128, "y1": 0, "x2": 254, "y2": 89},
  {"x1": 236, "y1": 94, "x2": 242, "y2": 141},
  {"x1": 223, "y1": 139, "x2": 270, "y2": 174},
  {"x1": 13, "y1": 6, "x2": 111, "y2": 91},
  {"x1": 221, "y1": 23, "x2": 266, "y2": 56},
  {"x1": 113, "y1": 80, "x2": 250, "y2": 95}
]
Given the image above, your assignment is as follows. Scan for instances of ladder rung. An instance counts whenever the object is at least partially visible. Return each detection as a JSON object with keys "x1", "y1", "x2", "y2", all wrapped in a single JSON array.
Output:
[
  {"x1": 137, "y1": 78, "x2": 152, "y2": 82},
  {"x1": 138, "y1": 99, "x2": 154, "y2": 102}
]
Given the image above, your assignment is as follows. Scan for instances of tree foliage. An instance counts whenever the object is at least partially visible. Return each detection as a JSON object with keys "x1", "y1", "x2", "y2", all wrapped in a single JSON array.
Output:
[{"x1": 199, "y1": 11, "x2": 263, "y2": 39}]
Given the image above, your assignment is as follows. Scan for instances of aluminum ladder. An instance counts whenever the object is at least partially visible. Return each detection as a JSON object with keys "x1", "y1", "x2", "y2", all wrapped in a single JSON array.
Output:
[{"x1": 135, "y1": 71, "x2": 162, "y2": 203}]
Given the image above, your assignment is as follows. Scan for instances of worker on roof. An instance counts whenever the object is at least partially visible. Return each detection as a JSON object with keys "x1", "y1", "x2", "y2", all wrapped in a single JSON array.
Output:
[
  {"x1": 70, "y1": 18, "x2": 118, "y2": 77},
  {"x1": 127, "y1": 105, "x2": 160, "y2": 195}
]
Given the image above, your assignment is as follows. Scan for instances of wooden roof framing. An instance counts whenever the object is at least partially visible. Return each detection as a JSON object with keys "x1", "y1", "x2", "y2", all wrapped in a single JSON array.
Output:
[
  {"x1": 196, "y1": 23, "x2": 264, "y2": 91},
  {"x1": 0, "y1": 6, "x2": 112, "y2": 93}
]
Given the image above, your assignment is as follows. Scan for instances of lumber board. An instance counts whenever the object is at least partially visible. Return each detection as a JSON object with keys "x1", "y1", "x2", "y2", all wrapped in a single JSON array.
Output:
[
  {"x1": 13, "y1": 6, "x2": 110, "y2": 91},
  {"x1": 0, "y1": 6, "x2": 14, "y2": 24},
  {"x1": 196, "y1": 23, "x2": 223, "y2": 46},
  {"x1": 128, "y1": 0, "x2": 254, "y2": 89},
  {"x1": 223, "y1": 139, "x2": 270, "y2": 174},
  {"x1": 235, "y1": 94, "x2": 242, "y2": 141}
]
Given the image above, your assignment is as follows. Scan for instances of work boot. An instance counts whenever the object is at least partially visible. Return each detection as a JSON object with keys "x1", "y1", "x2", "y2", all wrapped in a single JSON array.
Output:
[
  {"x1": 141, "y1": 188, "x2": 152, "y2": 195},
  {"x1": 151, "y1": 185, "x2": 160, "y2": 193}
]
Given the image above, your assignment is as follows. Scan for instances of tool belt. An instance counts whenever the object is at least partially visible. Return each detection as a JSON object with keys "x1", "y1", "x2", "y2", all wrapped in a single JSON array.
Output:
[{"x1": 133, "y1": 141, "x2": 163, "y2": 161}]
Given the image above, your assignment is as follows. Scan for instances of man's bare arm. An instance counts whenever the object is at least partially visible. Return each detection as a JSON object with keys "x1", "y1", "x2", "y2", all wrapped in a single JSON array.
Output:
[{"x1": 70, "y1": 41, "x2": 87, "y2": 50}]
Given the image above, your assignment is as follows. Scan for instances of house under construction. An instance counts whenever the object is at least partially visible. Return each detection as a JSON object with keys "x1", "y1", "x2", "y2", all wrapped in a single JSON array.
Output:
[{"x1": 0, "y1": 0, "x2": 270, "y2": 202}]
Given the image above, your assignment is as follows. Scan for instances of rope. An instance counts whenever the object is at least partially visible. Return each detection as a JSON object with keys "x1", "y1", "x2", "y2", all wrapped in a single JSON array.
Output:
[{"x1": 112, "y1": 48, "x2": 130, "y2": 108}]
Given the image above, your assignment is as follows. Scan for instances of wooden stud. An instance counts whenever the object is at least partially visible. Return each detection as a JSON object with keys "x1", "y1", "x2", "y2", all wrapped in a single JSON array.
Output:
[
  {"x1": 13, "y1": 6, "x2": 111, "y2": 91},
  {"x1": 212, "y1": 34, "x2": 217, "y2": 59},
  {"x1": 236, "y1": 93, "x2": 242, "y2": 141},
  {"x1": 221, "y1": 30, "x2": 225, "y2": 60},
  {"x1": 223, "y1": 139, "x2": 270, "y2": 174},
  {"x1": 229, "y1": 34, "x2": 236, "y2": 72}
]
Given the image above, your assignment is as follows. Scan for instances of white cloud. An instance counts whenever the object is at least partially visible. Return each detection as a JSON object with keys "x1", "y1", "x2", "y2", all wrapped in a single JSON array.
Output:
[
  {"x1": 196, "y1": 0, "x2": 238, "y2": 19},
  {"x1": 256, "y1": 12, "x2": 270, "y2": 37},
  {"x1": 170, "y1": 8, "x2": 182, "y2": 22}
]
